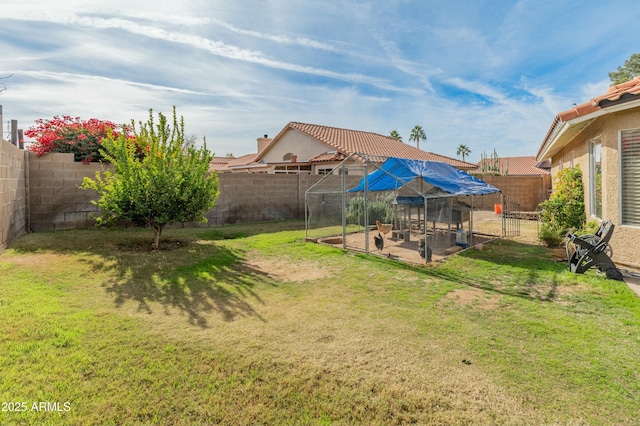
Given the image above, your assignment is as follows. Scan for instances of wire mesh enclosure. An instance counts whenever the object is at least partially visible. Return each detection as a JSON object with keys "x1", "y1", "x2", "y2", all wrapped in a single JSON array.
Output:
[{"x1": 305, "y1": 154, "x2": 517, "y2": 264}]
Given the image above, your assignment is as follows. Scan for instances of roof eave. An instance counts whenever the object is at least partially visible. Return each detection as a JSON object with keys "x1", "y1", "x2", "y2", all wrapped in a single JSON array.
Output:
[
  {"x1": 537, "y1": 97, "x2": 640, "y2": 162},
  {"x1": 537, "y1": 110, "x2": 604, "y2": 161},
  {"x1": 227, "y1": 163, "x2": 270, "y2": 170}
]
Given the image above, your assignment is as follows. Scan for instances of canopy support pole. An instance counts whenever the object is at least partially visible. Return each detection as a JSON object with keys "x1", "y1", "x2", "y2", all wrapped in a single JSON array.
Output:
[
  {"x1": 424, "y1": 197, "x2": 429, "y2": 264},
  {"x1": 470, "y1": 195, "x2": 474, "y2": 247},
  {"x1": 341, "y1": 167, "x2": 347, "y2": 249},
  {"x1": 364, "y1": 168, "x2": 369, "y2": 254}
]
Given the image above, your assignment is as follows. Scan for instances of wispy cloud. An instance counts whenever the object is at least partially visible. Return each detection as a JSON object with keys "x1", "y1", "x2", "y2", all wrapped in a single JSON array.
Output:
[
  {"x1": 207, "y1": 17, "x2": 340, "y2": 52},
  {"x1": 3, "y1": 1, "x2": 639, "y2": 160},
  {"x1": 444, "y1": 77, "x2": 509, "y2": 104},
  {"x1": 5, "y1": 10, "x2": 409, "y2": 93}
]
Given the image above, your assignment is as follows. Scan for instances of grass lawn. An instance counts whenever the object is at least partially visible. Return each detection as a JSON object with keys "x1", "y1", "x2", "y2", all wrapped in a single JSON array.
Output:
[{"x1": 1, "y1": 220, "x2": 639, "y2": 425}]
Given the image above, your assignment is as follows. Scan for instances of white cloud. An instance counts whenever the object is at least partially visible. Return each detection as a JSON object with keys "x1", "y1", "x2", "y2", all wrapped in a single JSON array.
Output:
[
  {"x1": 3, "y1": 0, "x2": 640, "y2": 162},
  {"x1": 206, "y1": 18, "x2": 340, "y2": 52},
  {"x1": 4, "y1": 9, "x2": 405, "y2": 93}
]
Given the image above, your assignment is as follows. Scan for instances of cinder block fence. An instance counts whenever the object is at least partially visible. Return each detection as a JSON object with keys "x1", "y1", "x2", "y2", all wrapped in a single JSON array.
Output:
[
  {"x1": 0, "y1": 139, "x2": 27, "y2": 251},
  {"x1": 0, "y1": 142, "x2": 551, "y2": 253},
  {"x1": 26, "y1": 152, "x2": 327, "y2": 233},
  {"x1": 28, "y1": 152, "x2": 106, "y2": 231}
]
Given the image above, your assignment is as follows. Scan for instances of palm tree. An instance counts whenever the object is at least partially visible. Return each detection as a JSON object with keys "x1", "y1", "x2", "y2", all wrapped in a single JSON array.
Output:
[
  {"x1": 456, "y1": 144, "x2": 471, "y2": 162},
  {"x1": 409, "y1": 125, "x2": 426, "y2": 150},
  {"x1": 389, "y1": 130, "x2": 402, "y2": 142}
]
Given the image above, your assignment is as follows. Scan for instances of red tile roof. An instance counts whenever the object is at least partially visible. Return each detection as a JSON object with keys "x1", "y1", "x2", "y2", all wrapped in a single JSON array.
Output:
[
  {"x1": 537, "y1": 76, "x2": 640, "y2": 160},
  {"x1": 257, "y1": 122, "x2": 477, "y2": 169},
  {"x1": 218, "y1": 153, "x2": 261, "y2": 171},
  {"x1": 309, "y1": 151, "x2": 347, "y2": 163},
  {"x1": 592, "y1": 77, "x2": 640, "y2": 104},
  {"x1": 557, "y1": 102, "x2": 599, "y2": 121},
  {"x1": 209, "y1": 156, "x2": 235, "y2": 172},
  {"x1": 476, "y1": 156, "x2": 550, "y2": 175}
]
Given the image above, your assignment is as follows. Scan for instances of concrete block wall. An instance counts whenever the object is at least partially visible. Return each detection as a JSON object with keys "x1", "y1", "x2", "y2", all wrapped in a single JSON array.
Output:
[
  {"x1": 204, "y1": 173, "x2": 324, "y2": 225},
  {"x1": 0, "y1": 139, "x2": 27, "y2": 252},
  {"x1": 24, "y1": 153, "x2": 553, "y2": 232},
  {"x1": 474, "y1": 175, "x2": 552, "y2": 211},
  {"x1": 27, "y1": 154, "x2": 330, "y2": 229},
  {"x1": 28, "y1": 152, "x2": 107, "y2": 232}
]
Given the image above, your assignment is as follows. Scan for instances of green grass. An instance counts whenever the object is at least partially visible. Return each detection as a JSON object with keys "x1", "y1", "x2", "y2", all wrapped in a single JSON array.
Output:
[{"x1": 1, "y1": 221, "x2": 639, "y2": 425}]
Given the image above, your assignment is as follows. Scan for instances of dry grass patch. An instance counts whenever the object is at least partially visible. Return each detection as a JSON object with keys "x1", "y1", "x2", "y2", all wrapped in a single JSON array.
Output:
[
  {"x1": 246, "y1": 252, "x2": 336, "y2": 283},
  {"x1": 442, "y1": 287, "x2": 502, "y2": 310}
]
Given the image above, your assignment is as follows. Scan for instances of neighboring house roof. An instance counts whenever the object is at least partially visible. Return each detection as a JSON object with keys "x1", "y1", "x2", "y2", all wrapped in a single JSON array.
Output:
[
  {"x1": 256, "y1": 122, "x2": 477, "y2": 169},
  {"x1": 219, "y1": 153, "x2": 261, "y2": 172},
  {"x1": 537, "y1": 76, "x2": 640, "y2": 161},
  {"x1": 476, "y1": 156, "x2": 550, "y2": 175},
  {"x1": 209, "y1": 156, "x2": 235, "y2": 172},
  {"x1": 309, "y1": 151, "x2": 347, "y2": 163}
]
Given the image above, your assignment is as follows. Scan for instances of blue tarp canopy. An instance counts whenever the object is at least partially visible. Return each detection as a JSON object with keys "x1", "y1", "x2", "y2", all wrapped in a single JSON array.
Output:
[{"x1": 349, "y1": 157, "x2": 500, "y2": 195}]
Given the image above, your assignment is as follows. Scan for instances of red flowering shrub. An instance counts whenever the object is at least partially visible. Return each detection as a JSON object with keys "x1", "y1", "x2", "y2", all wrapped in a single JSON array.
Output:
[{"x1": 26, "y1": 116, "x2": 131, "y2": 163}]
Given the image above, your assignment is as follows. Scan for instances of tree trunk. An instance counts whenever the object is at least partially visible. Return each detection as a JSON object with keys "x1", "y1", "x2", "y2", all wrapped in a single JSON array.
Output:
[{"x1": 152, "y1": 225, "x2": 163, "y2": 251}]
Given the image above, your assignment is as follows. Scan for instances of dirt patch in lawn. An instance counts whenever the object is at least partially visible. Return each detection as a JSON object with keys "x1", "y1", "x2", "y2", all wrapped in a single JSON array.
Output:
[
  {"x1": 246, "y1": 255, "x2": 334, "y2": 283},
  {"x1": 443, "y1": 287, "x2": 501, "y2": 310}
]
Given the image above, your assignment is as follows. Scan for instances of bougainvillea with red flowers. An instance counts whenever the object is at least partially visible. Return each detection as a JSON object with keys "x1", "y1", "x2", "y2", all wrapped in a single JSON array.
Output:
[{"x1": 26, "y1": 116, "x2": 131, "y2": 163}]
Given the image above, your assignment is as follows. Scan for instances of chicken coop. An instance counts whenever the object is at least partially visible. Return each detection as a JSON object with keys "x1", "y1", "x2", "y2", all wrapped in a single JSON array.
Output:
[{"x1": 305, "y1": 155, "x2": 513, "y2": 264}]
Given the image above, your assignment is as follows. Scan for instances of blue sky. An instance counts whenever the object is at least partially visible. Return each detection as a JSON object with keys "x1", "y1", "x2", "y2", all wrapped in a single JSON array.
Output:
[{"x1": 1, "y1": 0, "x2": 639, "y2": 162}]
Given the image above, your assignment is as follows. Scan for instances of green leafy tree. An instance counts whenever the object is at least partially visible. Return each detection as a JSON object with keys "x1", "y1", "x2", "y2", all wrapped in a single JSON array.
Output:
[
  {"x1": 456, "y1": 144, "x2": 471, "y2": 162},
  {"x1": 537, "y1": 166, "x2": 586, "y2": 247},
  {"x1": 609, "y1": 53, "x2": 640, "y2": 85},
  {"x1": 409, "y1": 125, "x2": 426, "y2": 150},
  {"x1": 82, "y1": 108, "x2": 220, "y2": 250},
  {"x1": 389, "y1": 130, "x2": 403, "y2": 142}
]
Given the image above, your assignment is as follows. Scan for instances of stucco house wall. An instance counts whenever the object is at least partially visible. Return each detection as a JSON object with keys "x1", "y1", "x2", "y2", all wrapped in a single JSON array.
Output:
[
  {"x1": 548, "y1": 110, "x2": 640, "y2": 268},
  {"x1": 260, "y1": 129, "x2": 329, "y2": 163}
]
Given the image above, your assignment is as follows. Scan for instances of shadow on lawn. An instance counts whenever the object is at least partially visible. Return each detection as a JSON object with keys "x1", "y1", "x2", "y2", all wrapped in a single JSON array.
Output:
[
  {"x1": 367, "y1": 238, "x2": 570, "y2": 302},
  {"x1": 79, "y1": 242, "x2": 272, "y2": 328},
  {"x1": 437, "y1": 239, "x2": 569, "y2": 301}
]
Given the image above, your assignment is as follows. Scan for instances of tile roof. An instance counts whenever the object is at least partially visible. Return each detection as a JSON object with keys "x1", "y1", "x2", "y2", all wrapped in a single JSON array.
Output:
[
  {"x1": 592, "y1": 76, "x2": 640, "y2": 104},
  {"x1": 308, "y1": 151, "x2": 347, "y2": 163},
  {"x1": 218, "y1": 153, "x2": 260, "y2": 171},
  {"x1": 257, "y1": 122, "x2": 477, "y2": 169},
  {"x1": 476, "y1": 156, "x2": 550, "y2": 175},
  {"x1": 537, "y1": 76, "x2": 640, "y2": 160},
  {"x1": 209, "y1": 156, "x2": 235, "y2": 172}
]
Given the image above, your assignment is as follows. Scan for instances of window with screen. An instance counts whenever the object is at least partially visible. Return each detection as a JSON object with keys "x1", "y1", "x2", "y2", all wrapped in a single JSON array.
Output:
[{"x1": 621, "y1": 129, "x2": 640, "y2": 226}]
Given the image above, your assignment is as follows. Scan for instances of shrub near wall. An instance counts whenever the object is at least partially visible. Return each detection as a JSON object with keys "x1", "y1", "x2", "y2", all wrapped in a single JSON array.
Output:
[
  {"x1": 27, "y1": 153, "x2": 336, "y2": 230},
  {"x1": 0, "y1": 139, "x2": 27, "y2": 252}
]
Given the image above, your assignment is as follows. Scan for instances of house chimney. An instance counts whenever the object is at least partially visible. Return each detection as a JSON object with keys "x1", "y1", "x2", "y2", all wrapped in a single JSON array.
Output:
[{"x1": 257, "y1": 134, "x2": 272, "y2": 153}]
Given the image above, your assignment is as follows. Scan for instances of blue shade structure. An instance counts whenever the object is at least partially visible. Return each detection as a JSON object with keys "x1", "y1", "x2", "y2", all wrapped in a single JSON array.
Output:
[{"x1": 349, "y1": 157, "x2": 500, "y2": 195}]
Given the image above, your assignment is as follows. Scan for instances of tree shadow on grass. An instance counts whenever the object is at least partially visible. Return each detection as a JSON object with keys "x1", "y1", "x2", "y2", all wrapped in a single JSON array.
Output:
[
  {"x1": 363, "y1": 238, "x2": 571, "y2": 302},
  {"x1": 435, "y1": 239, "x2": 574, "y2": 301},
  {"x1": 78, "y1": 242, "x2": 273, "y2": 328}
]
